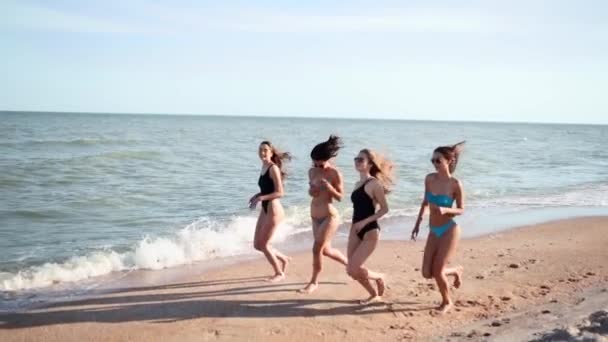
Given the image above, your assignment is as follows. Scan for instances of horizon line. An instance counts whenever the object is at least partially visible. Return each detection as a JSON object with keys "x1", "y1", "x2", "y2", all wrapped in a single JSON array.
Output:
[{"x1": 1, "y1": 109, "x2": 606, "y2": 126}]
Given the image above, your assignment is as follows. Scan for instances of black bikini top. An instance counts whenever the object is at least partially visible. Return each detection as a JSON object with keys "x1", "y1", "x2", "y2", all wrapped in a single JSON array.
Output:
[
  {"x1": 351, "y1": 178, "x2": 375, "y2": 223},
  {"x1": 258, "y1": 165, "x2": 275, "y2": 195}
]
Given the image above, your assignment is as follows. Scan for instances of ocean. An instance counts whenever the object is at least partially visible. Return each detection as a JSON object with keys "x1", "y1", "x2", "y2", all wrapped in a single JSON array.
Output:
[{"x1": 1, "y1": 111, "x2": 607, "y2": 304}]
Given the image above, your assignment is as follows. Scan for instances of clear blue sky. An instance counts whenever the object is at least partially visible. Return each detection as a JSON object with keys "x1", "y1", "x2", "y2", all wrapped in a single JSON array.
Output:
[{"x1": 1, "y1": 0, "x2": 607, "y2": 124}]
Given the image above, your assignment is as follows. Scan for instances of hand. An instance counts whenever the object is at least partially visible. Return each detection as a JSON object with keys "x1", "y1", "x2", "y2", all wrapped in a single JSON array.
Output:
[
  {"x1": 319, "y1": 178, "x2": 331, "y2": 190},
  {"x1": 248, "y1": 194, "x2": 260, "y2": 208},
  {"x1": 352, "y1": 221, "x2": 365, "y2": 233},
  {"x1": 411, "y1": 226, "x2": 420, "y2": 241},
  {"x1": 438, "y1": 206, "x2": 448, "y2": 216}
]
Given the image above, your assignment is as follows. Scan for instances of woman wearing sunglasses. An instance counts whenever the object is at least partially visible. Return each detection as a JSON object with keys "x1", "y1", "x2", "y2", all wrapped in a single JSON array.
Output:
[
  {"x1": 347, "y1": 149, "x2": 393, "y2": 304},
  {"x1": 299, "y1": 135, "x2": 349, "y2": 294},
  {"x1": 248, "y1": 141, "x2": 292, "y2": 282},
  {"x1": 411, "y1": 141, "x2": 466, "y2": 313}
]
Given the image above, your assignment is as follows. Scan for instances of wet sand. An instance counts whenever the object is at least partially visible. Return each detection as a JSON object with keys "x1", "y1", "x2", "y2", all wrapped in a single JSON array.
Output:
[{"x1": 1, "y1": 217, "x2": 607, "y2": 341}]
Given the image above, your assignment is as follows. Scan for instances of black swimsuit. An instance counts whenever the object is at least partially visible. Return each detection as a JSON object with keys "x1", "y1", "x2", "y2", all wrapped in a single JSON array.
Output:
[
  {"x1": 351, "y1": 178, "x2": 380, "y2": 240},
  {"x1": 258, "y1": 165, "x2": 275, "y2": 213}
]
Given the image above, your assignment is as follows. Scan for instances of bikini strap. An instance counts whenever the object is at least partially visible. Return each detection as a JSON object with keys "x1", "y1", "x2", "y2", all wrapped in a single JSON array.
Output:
[
  {"x1": 264, "y1": 163, "x2": 276, "y2": 175},
  {"x1": 357, "y1": 177, "x2": 374, "y2": 191}
]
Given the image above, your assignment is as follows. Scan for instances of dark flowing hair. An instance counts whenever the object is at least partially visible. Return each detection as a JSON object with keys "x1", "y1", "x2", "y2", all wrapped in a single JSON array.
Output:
[
  {"x1": 359, "y1": 149, "x2": 394, "y2": 194},
  {"x1": 260, "y1": 141, "x2": 292, "y2": 179},
  {"x1": 310, "y1": 135, "x2": 342, "y2": 161},
  {"x1": 434, "y1": 141, "x2": 466, "y2": 173}
]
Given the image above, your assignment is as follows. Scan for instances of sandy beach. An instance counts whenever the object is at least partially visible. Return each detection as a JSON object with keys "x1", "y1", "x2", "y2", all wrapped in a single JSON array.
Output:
[{"x1": 1, "y1": 216, "x2": 607, "y2": 341}]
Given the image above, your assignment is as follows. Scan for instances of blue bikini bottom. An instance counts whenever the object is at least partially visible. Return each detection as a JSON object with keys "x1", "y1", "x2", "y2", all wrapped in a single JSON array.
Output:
[{"x1": 430, "y1": 220, "x2": 456, "y2": 238}]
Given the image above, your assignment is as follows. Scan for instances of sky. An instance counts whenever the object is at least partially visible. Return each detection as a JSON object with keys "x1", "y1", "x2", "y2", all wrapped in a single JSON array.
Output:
[{"x1": 1, "y1": 0, "x2": 607, "y2": 124}]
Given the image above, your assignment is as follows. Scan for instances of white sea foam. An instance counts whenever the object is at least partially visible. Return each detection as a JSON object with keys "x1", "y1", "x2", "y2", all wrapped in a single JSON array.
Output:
[
  {"x1": 2, "y1": 185, "x2": 607, "y2": 292},
  {"x1": 0, "y1": 215, "x2": 299, "y2": 291},
  {"x1": 472, "y1": 184, "x2": 608, "y2": 208}
]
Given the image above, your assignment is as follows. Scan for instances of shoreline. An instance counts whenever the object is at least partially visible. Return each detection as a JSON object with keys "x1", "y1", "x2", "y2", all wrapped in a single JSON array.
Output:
[
  {"x1": 1, "y1": 216, "x2": 607, "y2": 341},
  {"x1": 2, "y1": 208, "x2": 607, "y2": 312}
]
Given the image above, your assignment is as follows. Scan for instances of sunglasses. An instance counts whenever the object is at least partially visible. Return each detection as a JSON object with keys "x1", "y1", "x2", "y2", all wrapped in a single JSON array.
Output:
[
  {"x1": 354, "y1": 157, "x2": 365, "y2": 163},
  {"x1": 313, "y1": 161, "x2": 326, "y2": 168},
  {"x1": 431, "y1": 158, "x2": 442, "y2": 165}
]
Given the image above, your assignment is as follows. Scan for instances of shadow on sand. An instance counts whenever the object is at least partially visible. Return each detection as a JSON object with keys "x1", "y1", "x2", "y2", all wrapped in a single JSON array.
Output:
[{"x1": 0, "y1": 276, "x2": 431, "y2": 329}]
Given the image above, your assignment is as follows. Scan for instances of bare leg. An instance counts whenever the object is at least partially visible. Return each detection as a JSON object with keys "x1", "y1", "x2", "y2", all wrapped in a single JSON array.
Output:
[
  {"x1": 346, "y1": 227, "x2": 360, "y2": 260},
  {"x1": 274, "y1": 251, "x2": 291, "y2": 274},
  {"x1": 445, "y1": 265, "x2": 463, "y2": 288},
  {"x1": 299, "y1": 215, "x2": 346, "y2": 294},
  {"x1": 298, "y1": 217, "x2": 324, "y2": 294},
  {"x1": 422, "y1": 232, "x2": 440, "y2": 279},
  {"x1": 320, "y1": 215, "x2": 347, "y2": 265},
  {"x1": 346, "y1": 229, "x2": 375, "y2": 299},
  {"x1": 432, "y1": 225, "x2": 461, "y2": 313},
  {"x1": 346, "y1": 230, "x2": 384, "y2": 303},
  {"x1": 323, "y1": 244, "x2": 347, "y2": 265},
  {"x1": 254, "y1": 205, "x2": 287, "y2": 282}
]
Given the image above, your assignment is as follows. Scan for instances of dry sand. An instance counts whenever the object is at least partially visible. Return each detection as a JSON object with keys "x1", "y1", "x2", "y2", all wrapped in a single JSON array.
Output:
[{"x1": 1, "y1": 216, "x2": 607, "y2": 341}]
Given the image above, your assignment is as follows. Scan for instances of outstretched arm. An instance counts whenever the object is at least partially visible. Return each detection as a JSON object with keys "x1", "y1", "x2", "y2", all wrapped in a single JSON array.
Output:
[{"x1": 411, "y1": 176, "x2": 430, "y2": 241}]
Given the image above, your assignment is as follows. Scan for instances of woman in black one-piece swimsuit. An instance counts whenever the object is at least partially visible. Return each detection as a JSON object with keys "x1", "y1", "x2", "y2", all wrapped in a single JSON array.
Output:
[
  {"x1": 248, "y1": 141, "x2": 292, "y2": 282},
  {"x1": 346, "y1": 148, "x2": 394, "y2": 304}
]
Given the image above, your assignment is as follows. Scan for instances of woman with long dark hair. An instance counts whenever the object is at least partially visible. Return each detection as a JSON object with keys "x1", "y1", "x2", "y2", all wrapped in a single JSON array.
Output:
[
  {"x1": 346, "y1": 148, "x2": 393, "y2": 304},
  {"x1": 249, "y1": 141, "x2": 292, "y2": 282},
  {"x1": 298, "y1": 135, "x2": 348, "y2": 294},
  {"x1": 411, "y1": 141, "x2": 466, "y2": 313}
]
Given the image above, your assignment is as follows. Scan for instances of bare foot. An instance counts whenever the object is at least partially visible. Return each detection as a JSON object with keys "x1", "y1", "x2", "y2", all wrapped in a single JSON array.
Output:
[
  {"x1": 453, "y1": 266, "x2": 464, "y2": 288},
  {"x1": 297, "y1": 282, "x2": 318, "y2": 294},
  {"x1": 279, "y1": 257, "x2": 291, "y2": 274},
  {"x1": 376, "y1": 278, "x2": 386, "y2": 296},
  {"x1": 437, "y1": 301, "x2": 454, "y2": 314},
  {"x1": 360, "y1": 295, "x2": 383, "y2": 305},
  {"x1": 267, "y1": 273, "x2": 285, "y2": 283}
]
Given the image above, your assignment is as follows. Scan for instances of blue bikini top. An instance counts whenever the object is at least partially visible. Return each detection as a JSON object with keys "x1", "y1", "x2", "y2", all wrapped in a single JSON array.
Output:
[{"x1": 426, "y1": 192, "x2": 454, "y2": 208}]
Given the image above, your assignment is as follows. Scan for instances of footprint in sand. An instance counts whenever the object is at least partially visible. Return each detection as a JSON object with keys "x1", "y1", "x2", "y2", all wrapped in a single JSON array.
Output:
[{"x1": 467, "y1": 330, "x2": 481, "y2": 338}]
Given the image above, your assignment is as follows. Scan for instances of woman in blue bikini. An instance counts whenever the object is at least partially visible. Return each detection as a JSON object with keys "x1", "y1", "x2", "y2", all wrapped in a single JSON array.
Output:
[{"x1": 411, "y1": 141, "x2": 466, "y2": 313}]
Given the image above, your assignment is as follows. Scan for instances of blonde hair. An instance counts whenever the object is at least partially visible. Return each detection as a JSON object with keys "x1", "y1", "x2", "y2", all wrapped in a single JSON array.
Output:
[{"x1": 360, "y1": 149, "x2": 394, "y2": 193}]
